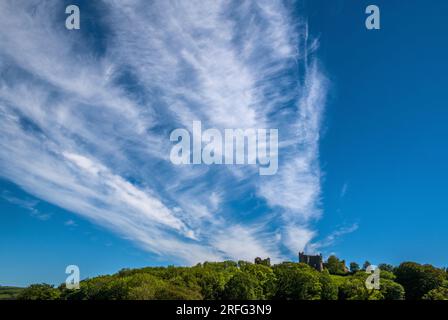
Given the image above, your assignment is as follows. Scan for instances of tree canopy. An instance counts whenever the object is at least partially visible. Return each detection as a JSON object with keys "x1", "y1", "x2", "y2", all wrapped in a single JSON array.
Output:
[{"x1": 13, "y1": 257, "x2": 448, "y2": 301}]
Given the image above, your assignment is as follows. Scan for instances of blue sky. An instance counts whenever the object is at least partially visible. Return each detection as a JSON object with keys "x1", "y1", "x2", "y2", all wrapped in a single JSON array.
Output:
[{"x1": 1, "y1": 0, "x2": 447, "y2": 286}]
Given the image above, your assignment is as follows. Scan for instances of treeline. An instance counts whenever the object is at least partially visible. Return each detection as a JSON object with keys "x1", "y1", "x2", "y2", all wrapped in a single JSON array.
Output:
[
  {"x1": 16, "y1": 257, "x2": 448, "y2": 300},
  {"x1": 0, "y1": 286, "x2": 24, "y2": 300}
]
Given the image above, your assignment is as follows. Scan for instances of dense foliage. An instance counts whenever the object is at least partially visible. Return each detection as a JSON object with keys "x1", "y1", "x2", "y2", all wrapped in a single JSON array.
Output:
[
  {"x1": 0, "y1": 286, "x2": 25, "y2": 300},
  {"x1": 12, "y1": 258, "x2": 448, "y2": 300}
]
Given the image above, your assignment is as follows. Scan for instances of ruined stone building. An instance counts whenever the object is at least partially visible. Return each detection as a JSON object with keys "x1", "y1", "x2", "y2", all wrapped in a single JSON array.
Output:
[
  {"x1": 298, "y1": 252, "x2": 324, "y2": 272},
  {"x1": 254, "y1": 257, "x2": 271, "y2": 267}
]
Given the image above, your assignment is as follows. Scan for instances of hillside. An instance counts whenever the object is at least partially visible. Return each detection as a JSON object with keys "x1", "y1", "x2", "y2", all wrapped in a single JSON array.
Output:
[
  {"x1": 0, "y1": 286, "x2": 25, "y2": 300},
  {"x1": 12, "y1": 257, "x2": 448, "y2": 300}
]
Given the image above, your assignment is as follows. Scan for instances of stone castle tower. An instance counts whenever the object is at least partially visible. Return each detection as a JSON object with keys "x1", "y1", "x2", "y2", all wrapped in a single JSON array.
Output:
[
  {"x1": 254, "y1": 257, "x2": 271, "y2": 267},
  {"x1": 298, "y1": 252, "x2": 324, "y2": 272}
]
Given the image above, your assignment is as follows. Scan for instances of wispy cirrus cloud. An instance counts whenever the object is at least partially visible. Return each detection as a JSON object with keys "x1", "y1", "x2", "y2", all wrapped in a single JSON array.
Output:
[
  {"x1": 1, "y1": 190, "x2": 50, "y2": 221},
  {"x1": 0, "y1": 0, "x2": 340, "y2": 263},
  {"x1": 306, "y1": 224, "x2": 359, "y2": 254}
]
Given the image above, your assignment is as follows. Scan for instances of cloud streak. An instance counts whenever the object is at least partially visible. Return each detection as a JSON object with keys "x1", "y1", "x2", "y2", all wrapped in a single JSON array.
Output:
[{"x1": 0, "y1": 0, "x2": 335, "y2": 263}]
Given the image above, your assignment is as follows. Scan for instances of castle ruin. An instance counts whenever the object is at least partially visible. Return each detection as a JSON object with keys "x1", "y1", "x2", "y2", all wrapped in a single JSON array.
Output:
[{"x1": 298, "y1": 252, "x2": 324, "y2": 272}]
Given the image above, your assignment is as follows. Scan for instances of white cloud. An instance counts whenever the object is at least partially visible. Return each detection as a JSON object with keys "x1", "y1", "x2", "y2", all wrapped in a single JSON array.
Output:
[
  {"x1": 211, "y1": 225, "x2": 282, "y2": 262},
  {"x1": 209, "y1": 192, "x2": 222, "y2": 212},
  {"x1": 64, "y1": 219, "x2": 77, "y2": 227},
  {"x1": 0, "y1": 0, "x2": 342, "y2": 263},
  {"x1": 340, "y1": 182, "x2": 348, "y2": 198},
  {"x1": 283, "y1": 225, "x2": 316, "y2": 253},
  {"x1": 0, "y1": 190, "x2": 50, "y2": 221},
  {"x1": 307, "y1": 224, "x2": 359, "y2": 254}
]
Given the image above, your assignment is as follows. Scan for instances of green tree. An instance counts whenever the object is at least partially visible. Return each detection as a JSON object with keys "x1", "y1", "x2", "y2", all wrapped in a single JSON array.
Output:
[
  {"x1": 395, "y1": 262, "x2": 446, "y2": 300},
  {"x1": 319, "y1": 271, "x2": 338, "y2": 300},
  {"x1": 380, "y1": 279, "x2": 405, "y2": 300},
  {"x1": 349, "y1": 262, "x2": 360, "y2": 273},
  {"x1": 126, "y1": 273, "x2": 166, "y2": 300},
  {"x1": 325, "y1": 255, "x2": 347, "y2": 275},
  {"x1": 240, "y1": 263, "x2": 277, "y2": 299},
  {"x1": 17, "y1": 284, "x2": 61, "y2": 300},
  {"x1": 379, "y1": 270, "x2": 396, "y2": 281},
  {"x1": 422, "y1": 282, "x2": 448, "y2": 300},
  {"x1": 193, "y1": 262, "x2": 238, "y2": 299},
  {"x1": 273, "y1": 263, "x2": 322, "y2": 300},
  {"x1": 222, "y1": 272, "x2": 261, "y2": 300},
  {"x1": 70, "y1": 276, "x2": 129, "y2": 300},
  {"x1": 337, "y1": 274, "x2": 383, "y2": 300},
  {"x1": 362, "y1": 261, "x2": 371, "y2": 271},
  {"x1": 378, "y1": 263, "x2": 394, "y2": 273},
  {"x1": 153, "y1": 284, "x2": 202, "y2": 300}
]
